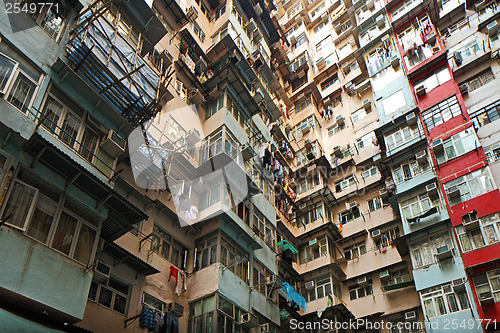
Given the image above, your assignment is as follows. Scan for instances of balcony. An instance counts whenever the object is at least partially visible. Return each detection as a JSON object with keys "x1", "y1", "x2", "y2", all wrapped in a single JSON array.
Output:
[
  {"x1": 450, "y1": 37, "x2": 491, "y2": 76},
  {"x1": 390, "y1": 0, "x2": 426, "y2": 30},
  {"x1": 381, "y1": 274, "x2": 414, "y2": 291},
  {"x1": 298, "y1": 294, "x2": 342, "y2": 316},
  {"x1": 395, "y1": 168, "x2": 437, "y2": 196},
  {"x1": 66, "y1": 5, "x2": 167, "y2": 126},
  {"x1": 358, "y1": 18, "x2": 391, "y2": 49},
  {"x1": 356, "y1": 0, "x2": 386, "y2": 29},
  {"x1": 367, "y1": 50, "x2": 400, "y2": 77}
]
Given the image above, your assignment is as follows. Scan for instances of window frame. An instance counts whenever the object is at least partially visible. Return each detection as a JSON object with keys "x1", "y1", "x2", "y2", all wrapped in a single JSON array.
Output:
[{"x1": 88, "y1": 276, "x2": 131, "y2": 315}]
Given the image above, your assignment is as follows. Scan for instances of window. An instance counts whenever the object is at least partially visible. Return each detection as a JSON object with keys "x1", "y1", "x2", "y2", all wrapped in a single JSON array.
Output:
[
  {"x1": 327, "y1": 123, "x2": 344, "y2": 137},
  {"x1": 296, "y1": 202, "x2": 330, "y2": 227},
  {"x1": 150, "y1": 225, "x2": 186, "y2": 268},
  {"x1": 294, "y1": 93, "x2": 313, "y2": 113},
  {"x1": 0, "y1": 171, "x2": 100, "y2": 265},
  {"x1": 206, "y1": 94, "x2": 224, "y2": 119},
  {"x1": 88, "y1": 276, "x2": 130, "y2": 315},
  {"x1": 296, "y1": 141, "x2": 322, "y2": 166},
  {"x1": 382, "y1": 89, "x2": 406, "y2": 116},
  {"x1": 471, "y1": 99, "x2": 500, "y2": 128},
  {"x1": 321, "y1": 74, "x2": 339, "y2": 91},
  {"x1": 421, "y1": 283, "x2": 470, "y2": 318},
  {"x1": 456, "y1": 212, "x2": 500, "y2": 252},
  {"x1": 414, "y1": 67, "x2": 451, "y2": 93},
  {"x1": 368, "y1": 196, "x2": 382, "y2": 212},
  {"x1": 18, "y1": 0, "x2": 68, "y2": 40},
  {"x1": 467, "y1": 68, "x2": 495, "y2": 92},
  {"x1": 344, "y1": 242, "x2": 366, "y2": 260},
  {"x1": 349, "y1": 280, "x2": 373, "y2": 300},
  {"x1": 400, "y1": 193, "x2": 440, "y2": 223},
  {"x1": 291, "y1": 33, "x2": 307, "y2": 51},
  {"x1": 362, "y1": 165, "x2": 379, "y2": 180},
  {"x1": 434, "y1": 129, "x2": 479, "y2": 164},
  {"x1": 304, "y1": 274, "x2": 336, "y2": 302},
  {"x1": 290, "y1": 52, "x2": 308, "y2": 72},
  {"x1": 473, "y1": 269, "x2": 500, "y2": 303},
  {"x1": 143, "y1": 292, "x2": 166, "y2": 313},
  {"x1": 392, "y1": 156, "x2": 430, "y2": 184},
  {"x1": 195, "y1": 233, "x2": 218, "y2": 270},
  {"x1": 314, "y1": 21, "x2": 328, "y2": 33},
  {"x1": 340, "y1": 207, "x2": 361, "y2": 224},
  {"x1": 311, "y1": 2, "x2": 326, "y2": 17},
  {"x1": 253, "y1": 259, "x2": 274, "y2": 297},
  {"x1": 410, "y1": 232, "x2": 454, "y2": 268},
  {"x1": 335, "y1": 175, "x2": 356, "y2": 192},
  {"x1": 297, "y1": 171, "x2": 322, "y2": 195},
  {"x1": 382, "y1": 267, "x2": 411, "y2": 289},
  {"x1": 484, "y1": 142, "x2": 500, "y2": 163},
  {"x1": 457, "y1": 41, "x2": 480, "y2": 60},
  {"x1": 316, "y1": 35, "x2": 332, "y2": 52},
  {"x1": 291, "y1": 115, "x2": 316, "y2": 140},
  {"x1": 422, "y1": 95, "x2": 462, "y2": 130},
  {"x1": 214, "y1": 4, "x2": 226, "y2": 21},
  {"x1": 375, "y1": 227, "x2": 399, "y2": 248},
  {"x1": 299, "y1": 236, "x2": 328, "y2": 263},
  {"x1": 221, "y1": 235, "x2": 250, "y2": 283},
  {"x1": 384, "y1": 124, "x2": 421, "y2": 150},
  {"x1": 189, "y1": 294, "x2": 216, "y2": 332},
  {"x1": 355, "y1": 132, "x2": 376, "y2": 149},
  {"x1": 285, "y1": 22, "x2": 302, "y2": 39},
  {"x1": 0, "y1": 53, "x2": 18, "y2": 93},
  {"x1": 444, "y1": 167, "x2": 495, "y2": 205},
  {"x1": 191, "y1": 22, "x2": 206, "y2": 43}
]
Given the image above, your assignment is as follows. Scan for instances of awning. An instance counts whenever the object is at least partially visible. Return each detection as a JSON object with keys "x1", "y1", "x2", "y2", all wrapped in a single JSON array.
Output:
[
  {"x1": 103, "y1": 242, "x2": 160, "y2": 276},
  {"x1": 277, "y1": 240, "x2": 298, "y2": 253},
  {"x1": 407, "y1": 206, "x2": 438, "y2": 224},
  {"x1": 23, "y1": 133, "x2": 147, "y2": 241}
]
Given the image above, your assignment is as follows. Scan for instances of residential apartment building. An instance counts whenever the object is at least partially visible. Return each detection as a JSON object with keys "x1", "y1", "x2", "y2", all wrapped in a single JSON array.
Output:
[{"x1": 0, "y1": 0, "x2": 500, "y2": 332}]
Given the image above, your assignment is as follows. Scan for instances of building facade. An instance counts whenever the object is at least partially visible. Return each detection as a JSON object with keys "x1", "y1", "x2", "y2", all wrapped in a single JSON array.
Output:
[{"x1": 0, "y1": 0, "x2": 500, "y2": 331}]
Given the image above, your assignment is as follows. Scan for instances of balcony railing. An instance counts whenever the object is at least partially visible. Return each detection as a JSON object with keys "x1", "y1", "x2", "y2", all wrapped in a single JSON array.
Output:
[
  {"x1": 28, "y1": 107, "x2": 118, "y2": 180},
  {"x1": 367, "y1": 50, "x2": 399, "y2": 76}
]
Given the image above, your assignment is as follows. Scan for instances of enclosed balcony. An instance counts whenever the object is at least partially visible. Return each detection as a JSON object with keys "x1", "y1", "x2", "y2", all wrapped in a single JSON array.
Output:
[{"x1": 65, "y1": 1, "x2": 170, "y2": 126}]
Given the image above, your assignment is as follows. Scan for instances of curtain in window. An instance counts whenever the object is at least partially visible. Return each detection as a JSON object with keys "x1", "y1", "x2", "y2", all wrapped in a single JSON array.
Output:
[
  {"x1": 8, "y1": 74, "x2": 36, "y2": 112},
  {"x1": 26, "y1": 195, "x2": 57, "y2": 243},
  {"x1": 2, "y1": 181, "x2": 36, "y2": 228},
  {"x1": 74, "y1": 223, "x2": 96, "y2": 265},
  {"x1": 52, "y1": 211, "x2": 77, "y2": 255}
]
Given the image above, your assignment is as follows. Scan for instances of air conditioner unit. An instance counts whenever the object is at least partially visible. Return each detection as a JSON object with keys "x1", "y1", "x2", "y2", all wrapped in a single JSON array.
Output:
[
  {"x1": 487, "y1": 20, "x2": 498, "y2": 37},
  {"x1": 479, "y1": 291, "x2": 494, "y2": 305},
  {"x1": 432, "y1": 139, "x2": 443, "y2": 152},
  {"x1": 301, "y1": 124, "x2": 311, "y2": 134},
  {"x1": 391, "y1": 54, "x2": 399, "y2": 68},
  {"x1": 100, "y1": 130, "x2": 126, "y2": 158},
  {"x1": 406, "y1": 112, "x2": 417, "y2": 124},
  {"x1": 415, "y1": 85, "x2": 426, "y2": 97},
  {"x1": 304, "y1": 139, "x2": 313, "y2": 150},
  {"x1": 186, "y1": 6, "x2": 199, "y2": 21},
  {"x1": 94, "y1": 260, "x2": 111, "y2": 282},
  {"x1": 342, "y1": 61, "x2": 351, "y2": 74},
  {"x1": 405, "y1": 311, "x2": 416, "y2": 320},
  {"x1": 322, "y1": 12, "x2": 329, "y2": 22},
  {"x1": 376, "y1": 14, "x2": 385, "y2": 28},
  {"x1": 367, "y1": 0, "x2": 375, "y2": 10},
  {"x1": 316, "y1": 57, "x2": 326, "y2": 69},
  {"x1": 241, "y1": 313, "x2": 259, "y2": 328},
  {"x1": 299, "y1": 202, "x2": 307, "y2": 209},
  {"x1": 435, "y1": 245, "x2": 453, "y2": 261},
  {"x1": 379, "y1": 188, "x2": 389, "y2": 198},
  {"x1": 188, "y1": 88, "x2": 205, "y2": 105},
  {"x1": 363, "y1": 99, "x2": 371, "y2": 111},
  {"x1": 266, "y1": 275, "x2": 283, "y2": 289},
  {"x1": 349, "y1": 38, "x2": 356, "y2": 47},
  {"x1": 186, "y1": 129, "x2": 201, "y2": 149},
  {"x1": 459, "y1": 83, "x2": 468, "y2": 95},
  {"x1": 415, "y1": 150, "x2": 427, "y2": 162},
  {"x1": 357, "y1": 276, "x2": 368, "y2": 285},
  {"x1": 253, "y1": 89, "x2": 264, "y2": 102},
  {"x1": 333, "y1": 146, "x2": 342, "y2": 157},
  {"x1": 426, "y1": 183, "x2": 438, "y2": 196},
  {"x1": 310, "y1": 238, "x2": 320, "y2": 248},
  {"x1": 305, "y1": 281, "x2": 315, "y2": 289},
  {"x1": 446, "y1": 185, "x2": 461, "y2": 199},
  {"x1": 452, "y1": 278, "x2": 466, "y2": 290},
  {"x1": 168, "y1": 302, "x2": 184, "y2": 317},
  {"x1": 349, "y1": 201, "x2": 358, "y2": 209},
  {"x1": 290, "y1": 35, "x2": 297, "y2": 44},
  {"x1": 247, "y1": 18, "x2": 257, "y2": 32},
  {"x1": 463, "y1": 218, "x2": 480, "y2": 230},
  {"x1": 379, "y1": 269, "x2": 390, "y2": 279},
  {"x1": 372, "y1": 229, "x2": 381, "y2": 238},
  {"x1": 242, "y1": 144, "x2": 256, "y2": 161},
  {"x1": 336, "y1": 115, "x2": 345, "y2": 125},
  {"x1": 260, "y1": 323, "x2": 271, "y2": 333}
]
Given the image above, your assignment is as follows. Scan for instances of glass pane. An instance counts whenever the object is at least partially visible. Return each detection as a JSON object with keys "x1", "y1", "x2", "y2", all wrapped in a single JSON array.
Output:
[
  {"x1": 113, "y1": 293, "x2": 127, "y2": 314},
  {"x1": 435, "y1": 296, "x2": 447, "y2": 315},
  {"x1": 79, "y1": 127, "x2": 99, "y2": 163},
  {"x1": 447, "y1": 294, "x2": 459, "y2": 312},
  {"x1": 60, "y1": 112, "x2": 82, "y2": 147},
  {"x1": 51, "y1": 211, "x2": 77, "y2": 255},
  {"x1": 73, "y1": 223, "x2": 97, "y2": 264},
  {"x1": 424, "y1": 299, "x2": 436, "y2": 318},
  {"x1": 88, "y1": 281, "x2": 98, "y2": 301},
  {"x1": 41, "y1": 7, "x2": 65, "y2": 38},
  {"x1": 2, "y1": 181, "x2": 36, "y2": 229},
  {"x1": 26, "y1": 195, "x2": 57, "y2": 243},
  {"x1": 98, "y1": 286, "x2": 113, "y2": 307},
  {"x1": 0, "y1": 53, "x2": 17, "y2": 93},
  {"x1": 7, "y1": 74, "x2": 36, "y2": 113}
]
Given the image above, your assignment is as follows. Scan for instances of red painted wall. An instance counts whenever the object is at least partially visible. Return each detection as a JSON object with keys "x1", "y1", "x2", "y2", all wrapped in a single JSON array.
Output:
[
  {"x1": 466, "y1": 263, "x2": 500, "y2": 329},
  {"x1": 461, "y1": 243, "x2": 500, "y2": 267},
  {"x1": 447, "y1": 190, "x2": 500, "y2": 227},
  {"x1": 437, "y1": 150, "x2": 488, "y2": 184}
]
